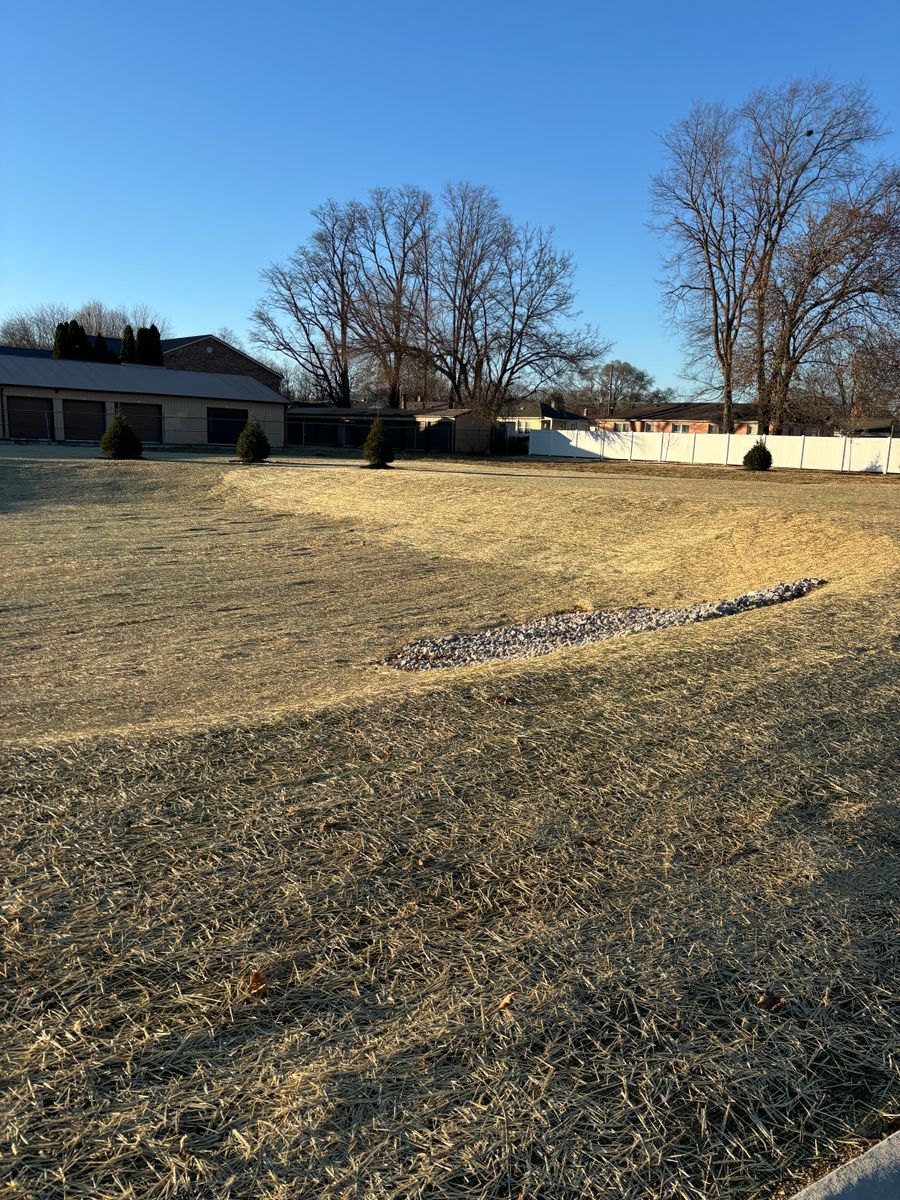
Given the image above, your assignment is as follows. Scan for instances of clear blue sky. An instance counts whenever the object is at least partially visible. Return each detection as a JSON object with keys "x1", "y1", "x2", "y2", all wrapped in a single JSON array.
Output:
[{"x1": 2, "y1": 0, "x2": 898, "y2": 389}]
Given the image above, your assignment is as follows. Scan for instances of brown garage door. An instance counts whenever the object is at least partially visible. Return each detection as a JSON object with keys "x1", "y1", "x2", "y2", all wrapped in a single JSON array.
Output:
[
  {"x1": 118, "y1": 402, "x2": 163, "y2": 443},
  {"x1": 63, "y1": 399, "x2": 106, "y2": 441},
  {"x1": 7, "y1": 396, "x2": 56, "y2": 440}
]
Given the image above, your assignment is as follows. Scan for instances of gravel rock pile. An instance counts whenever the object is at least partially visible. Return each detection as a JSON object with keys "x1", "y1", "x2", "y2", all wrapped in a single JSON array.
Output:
[{"x1": 385, "y1": 578, "x2": 827, "y2": 671}]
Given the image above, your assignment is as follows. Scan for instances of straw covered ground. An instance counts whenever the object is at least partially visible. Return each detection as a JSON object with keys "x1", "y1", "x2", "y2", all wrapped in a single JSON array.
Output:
[{"x1": 2, "y1": 450, "x2": 899, "y2": 1199}]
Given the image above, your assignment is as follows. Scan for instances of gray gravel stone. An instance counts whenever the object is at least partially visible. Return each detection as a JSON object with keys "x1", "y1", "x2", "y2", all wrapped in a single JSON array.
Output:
[{"x1": 384, "y1": 578, "x2": 827, "y2": 671}]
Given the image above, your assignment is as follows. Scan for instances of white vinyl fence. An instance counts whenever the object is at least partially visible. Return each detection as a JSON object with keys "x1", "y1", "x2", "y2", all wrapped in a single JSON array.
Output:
[{"x1": 529, "y1": 428, "x2": 898, "y2": 474}]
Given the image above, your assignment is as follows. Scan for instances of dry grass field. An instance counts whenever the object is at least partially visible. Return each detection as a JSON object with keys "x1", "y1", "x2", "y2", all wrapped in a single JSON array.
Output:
[{"x1": 2, "y1": 450, "x2": 899, "y2": 1199}]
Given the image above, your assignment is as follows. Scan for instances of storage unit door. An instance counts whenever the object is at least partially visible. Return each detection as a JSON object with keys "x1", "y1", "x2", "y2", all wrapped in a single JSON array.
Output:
[
  {"x1": 7, "y1": 396, "x2": 55, "y2": 439},
  {"x1": 63, "y1": 399, "x2": 106, "y2": 441},
  {"x1": 119, "y1": 402, "x2": 162, "y2": 443},
  {"x1": 207, "y1": 407, "x2": 248, "y2": 445}
]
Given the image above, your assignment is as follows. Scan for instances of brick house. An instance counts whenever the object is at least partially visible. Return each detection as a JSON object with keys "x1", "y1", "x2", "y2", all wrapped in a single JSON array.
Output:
[
  {"x1": 593, "y1": 402, "x2": 760, "y2": 435},
  {"x1": 0, "y1": 333, "x2": 283, "y2": 393},
  {"x1": 158, "y1": 335, "x2": 282, "y2": 391}
]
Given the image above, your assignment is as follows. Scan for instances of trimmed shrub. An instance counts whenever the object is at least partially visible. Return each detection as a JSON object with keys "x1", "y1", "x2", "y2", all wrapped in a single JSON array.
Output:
[
  {"x1": 743, "y1": 438, "x2": 773, "y2": 471},
  {"x1": 100, "y1": 412, "x2": 143, "y2": 459},
  {"x1": 236, "y1": 419, "x2": 270, "y2": 463},
  {"x1": 363, "y1": 417, "x2": 395, "y2": 468}
]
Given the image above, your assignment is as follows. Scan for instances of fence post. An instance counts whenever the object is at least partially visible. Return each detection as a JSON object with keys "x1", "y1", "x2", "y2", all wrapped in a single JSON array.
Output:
[
  {"x1": 839, "y1": 436, "x2": 848, "y2": 473},
  {"x1": 799, "y1": 434, "x2": 805, "y2": 470},
  {"x1": 691, "y1": 433, "x2": 697, "y2": 464},
  {"x1": 883, "y1": 435, "x2": 892, "y2": 475},
  {"x1": 629, "y1": 429, "x2": 634, "y2": 461},
  {"x1": 658, "y1": 432, "x2": 664, "y2": 462},
  {"x1": 724, "y1": 431, "x2": 731, "y2": 466}
]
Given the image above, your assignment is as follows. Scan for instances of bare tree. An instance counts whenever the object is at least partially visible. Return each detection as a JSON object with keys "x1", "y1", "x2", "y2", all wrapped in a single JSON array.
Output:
[
  {"x1": 0, "y1": 299, "x2": 171, "y2": 347},
  {"x1": 653, "y1": 79, "x2": 894, "y2": 432},
  {"x1": 741, "y1": 80, "x2": 885, "y2": 429},
  {"x1": 756, "y1": 166, "x2": 900, "y2": 428},
  {"x1": 793, "y1": 332, "x2": 900, "y2": 433},
  {"x1": 252, "y1": 200, "x2": 361, "y2": 406},
  {"x1": 593, "y1": 360, "x2": 656, "y2": 416},
  {"x1": 214, "y1": 326, "x2": 246, "y2": 349},
  {"x1": 427, "y1": 183, "x2": 606, "y2": 421},
  {"x1": 0, "y1": 302, "x2": 71, "y2": 349},
  {"x1": 350, "y1": 186, "x2": 434, "y2": 408},
  {"x1": 652, "y1": 104, "x2": 759, "y2": 431},
  {"x1": 73, "y1": 299, "x2": 171, "y2": 338}
]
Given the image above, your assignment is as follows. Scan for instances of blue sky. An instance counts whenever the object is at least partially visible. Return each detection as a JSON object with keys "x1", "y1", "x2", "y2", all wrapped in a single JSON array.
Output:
[{"x1": 2, "y1": 0, "x2": 898, "y2": 389}]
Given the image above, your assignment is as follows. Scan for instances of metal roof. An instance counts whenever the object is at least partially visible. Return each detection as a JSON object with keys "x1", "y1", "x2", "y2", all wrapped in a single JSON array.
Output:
[
  {"x1": 0, "y1": 356, "x2": 287, "y2": 405},
  {"x1": 287, "y1": 404, "x2": 471, "y2": 418}
]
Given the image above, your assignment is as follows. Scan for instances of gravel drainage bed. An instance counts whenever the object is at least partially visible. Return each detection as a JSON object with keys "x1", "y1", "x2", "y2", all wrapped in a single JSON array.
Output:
[{"x1": 385, "y1": 578, "x2": 827, "y2": 671}]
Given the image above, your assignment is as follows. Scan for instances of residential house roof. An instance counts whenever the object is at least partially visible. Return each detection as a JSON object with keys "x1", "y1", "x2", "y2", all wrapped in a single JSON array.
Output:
[
  {"x1": 0, "y1": 334, "x2": 283, "y2": 379},
  {"x1": 287, "y1": 403, "x2": 471, "y2": 419},
  {"x1": 501, "y1": 399, "x2": 590, "y2": 422},
  {"x1": 599, "y1": 402, "x2": 757, "y2": 424},
  {"x1": 0, "y1": 355, "x2": 287, "y2": 405}
]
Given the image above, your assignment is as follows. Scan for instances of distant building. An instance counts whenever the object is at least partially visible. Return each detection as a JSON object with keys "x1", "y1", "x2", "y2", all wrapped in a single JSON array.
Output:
[
  {"x1": 592, "y1": 402, "x2": 761, "y2": 435},
  {"x1": 591, "y1": 401, "x2": 892, "y2": 437},
  {"x1": 0, "y1": 333, "x2": 283, "y2": 393},
  {"x1": 0, "y1": 355, "x2": 286, "y2": 447},
  {"x1": 496, "y1": 399, "x2": 592, "y2": 434},
  {"x1": 285, "y1": 403, "x2": 491, "y2": 454}
]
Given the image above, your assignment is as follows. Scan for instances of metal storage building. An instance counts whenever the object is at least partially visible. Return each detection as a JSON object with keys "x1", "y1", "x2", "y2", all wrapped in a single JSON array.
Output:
[{"x1": 0, "y1": 356, "x2": 287, "y2": 447}]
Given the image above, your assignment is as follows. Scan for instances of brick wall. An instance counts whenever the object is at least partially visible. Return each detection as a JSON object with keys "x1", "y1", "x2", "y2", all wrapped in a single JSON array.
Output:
[{"x1": 163, "y1": 337, "x2": 282, "y2": 392}]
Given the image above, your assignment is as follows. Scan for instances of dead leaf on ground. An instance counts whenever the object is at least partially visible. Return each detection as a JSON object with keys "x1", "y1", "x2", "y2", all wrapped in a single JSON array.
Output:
[
  {"x1": 757, "y1": 990, "x2": 788, "y2": 1014},
  {"x1": 247, "y1": 970, "x2": 269, "y2": 998},
  {"x1": 498, "y1": 992, "x2": 515, "y2": 1010}
]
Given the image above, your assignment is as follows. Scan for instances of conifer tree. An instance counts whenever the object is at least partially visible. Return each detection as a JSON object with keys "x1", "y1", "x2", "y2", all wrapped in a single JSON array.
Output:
[
  {"x1": 135, "y1": 326, "x2": 151, "y2": 363},
  {"x1": 363, "y1": 416, "x2": 395, "y2": 467},
  {"x1": 52, "y1": 322, "x2": 70, "y2": 359},
  {"x1": 146, "y1": 323, "x2": 164, "y2": 365},
  {"x1": 67, "y1": 319, "x2": 90, "y2": 360},
  {"x1": 120, "y1": 324, "x2": 137, "y2": 363},
  {"x1": 100, "y1": 411, "x2": 143, "y2": 459},
  {"x1": 93, "y1": 332, "x2": 112, "y2": 362},
  {"x1": 236, "y1": 418, "x2": 271, "y2": 463}
]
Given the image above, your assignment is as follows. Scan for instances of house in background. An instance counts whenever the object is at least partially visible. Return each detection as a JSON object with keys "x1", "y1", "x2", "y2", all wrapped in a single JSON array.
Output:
[
  {"x1": 592, "y1": 401, "x2": 891, "y2": 437},
  {"x1": 592, "y1": 402, "x2": 761, "y2": 435},
  {"x1": 0, "y1": 355, "x2": 287, "y2": 447},
  {"x1": 496, "y1": 399, "x2": 592, "y2": 435},
  {"x1": 0, "y1": 333, "x2": 283, "y2": 393}
]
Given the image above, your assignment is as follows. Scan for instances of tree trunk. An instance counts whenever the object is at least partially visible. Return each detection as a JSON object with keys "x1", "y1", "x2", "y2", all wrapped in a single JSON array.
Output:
[
  {"x1": 338, "y1": 367, "x2": 351, "y2": 407},
  {"x1": 754, "y1": 296, "x2": 770, "y2": 434},
  {"x1": 722, "y1": 370, "x2": 734, "y2": 433}
]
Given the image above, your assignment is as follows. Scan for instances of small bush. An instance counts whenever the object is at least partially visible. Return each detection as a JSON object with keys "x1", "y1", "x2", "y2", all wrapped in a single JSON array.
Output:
[
  {"x1": 236, "y1": 419, "x2": 270, "y2": 464},
  {"x1": 743, "y1": 439, "x2": 772, "y2": 471},
  {"x1": 363, "y1": 417, "x2": 395, "y2": 468},
  {"x1": 100, "y1": 412, "x2": 143, "y2": 459}
]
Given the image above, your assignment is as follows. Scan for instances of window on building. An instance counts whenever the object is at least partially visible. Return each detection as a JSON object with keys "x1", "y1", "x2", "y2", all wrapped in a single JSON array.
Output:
[{"x1": 672, "y1": 423, "x2": 691, "y2": 433}]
